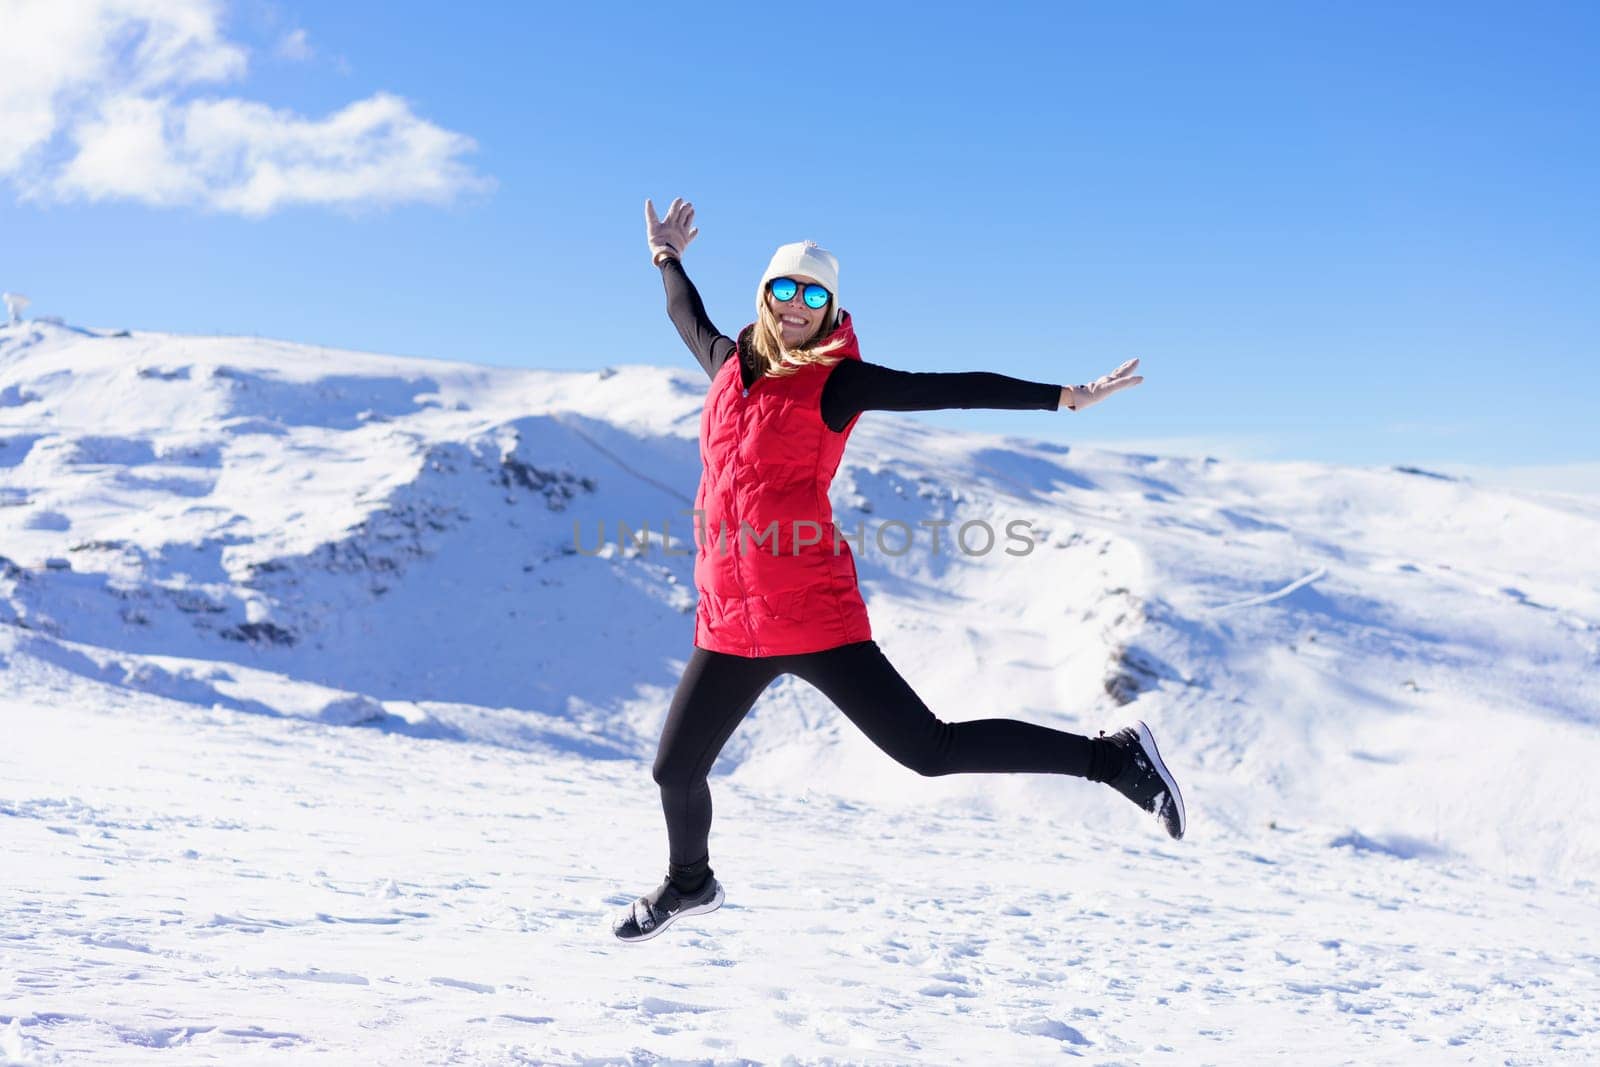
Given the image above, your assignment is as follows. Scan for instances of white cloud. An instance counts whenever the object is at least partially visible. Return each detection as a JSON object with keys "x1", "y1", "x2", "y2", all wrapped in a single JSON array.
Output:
[
  {"x1": 0, "y1": 0, "x2": 242, "y2": 174},
  {"x1": 56, "y1": 91, "x2": 486, "y2": 216},
  {"x1": 0, "y1": 0, "x2": 488, "y2": 215},
  {"x1": 276, "y1": 27, "x2": 312, "y2": 62},
  {"x1": 53, "y1": 94, "x2": 205, "y2": 206}
]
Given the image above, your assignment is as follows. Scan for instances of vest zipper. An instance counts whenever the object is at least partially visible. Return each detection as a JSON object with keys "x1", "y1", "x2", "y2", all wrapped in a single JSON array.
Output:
[
  {"x1": 741, "y1": 360, "x2": 766, "y2": 398},
  {"x1": 731, "y1": 373, "x2": 759, "y2": 654}
]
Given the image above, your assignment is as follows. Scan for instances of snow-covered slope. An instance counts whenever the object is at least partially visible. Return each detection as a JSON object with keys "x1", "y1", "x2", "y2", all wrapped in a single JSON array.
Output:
[{"x1": 3, "y1": 319, "x2": 1597, "y2": 1063}]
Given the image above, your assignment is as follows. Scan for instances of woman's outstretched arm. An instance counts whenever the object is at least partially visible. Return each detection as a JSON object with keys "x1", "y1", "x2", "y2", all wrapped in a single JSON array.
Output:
[
  {"x1": 659, "y1": 255, "x2": 737, "y2": 382},
  {"x1": 820, "y1": 357, "x2": 1144, "y2": 432},
  {"x1": 819, "y1": 360, "x2": 1063, "y2": 433}
]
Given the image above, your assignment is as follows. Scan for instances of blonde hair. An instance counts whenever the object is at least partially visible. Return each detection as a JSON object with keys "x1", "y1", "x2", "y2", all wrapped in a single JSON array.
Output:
[{"x1": 745, "y1": 288, "x2": 850, "y2": 379}]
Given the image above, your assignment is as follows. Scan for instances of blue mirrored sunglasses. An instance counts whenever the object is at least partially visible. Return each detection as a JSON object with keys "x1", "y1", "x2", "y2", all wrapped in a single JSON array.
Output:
[{"x1": 768, "y1": 276, "x2": 832, "y2": 310}]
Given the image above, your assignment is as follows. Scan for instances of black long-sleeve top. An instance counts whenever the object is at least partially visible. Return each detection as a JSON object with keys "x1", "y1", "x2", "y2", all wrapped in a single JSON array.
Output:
[{"x1": 659, "y1": 257, "x2": 1063, "y2": 432}]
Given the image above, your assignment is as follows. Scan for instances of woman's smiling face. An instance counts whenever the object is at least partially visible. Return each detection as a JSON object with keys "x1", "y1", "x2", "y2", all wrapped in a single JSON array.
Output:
[{"x1": 766, "y1": 273, "x2": 829, "y2": 346}]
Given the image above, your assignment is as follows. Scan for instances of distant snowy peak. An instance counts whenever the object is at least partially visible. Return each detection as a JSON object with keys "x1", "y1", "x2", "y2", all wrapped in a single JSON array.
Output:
[{"x1": 0, "y1": 317, "x2": 702, "y2": 436}]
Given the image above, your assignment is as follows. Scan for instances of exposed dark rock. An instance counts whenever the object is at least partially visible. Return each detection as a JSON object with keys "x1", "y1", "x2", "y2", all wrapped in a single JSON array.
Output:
[
  {"x1": 1104, "y1": 644, "x2": 1189, "y2": 705},
  {"x1": 497, "y1": 454, "x2": 597, "y2": 511},
  {"x1": 1392, "y1": 465, "x2": 1456, "y2": 481},
  {"x1": 69, "y1": 539, "x2": 128, "y2": 552},
  {"x1": 220, "y1": 621, "x2": 296, "y2": 646},
  {"x1": 169, "y1": 590, "x2": 228, "y2": 614}
]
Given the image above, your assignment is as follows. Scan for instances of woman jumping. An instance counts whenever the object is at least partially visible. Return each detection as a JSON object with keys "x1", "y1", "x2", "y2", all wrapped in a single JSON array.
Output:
[{"x1": 612, "y1": 197, "x2": 1185, "y2": 943}]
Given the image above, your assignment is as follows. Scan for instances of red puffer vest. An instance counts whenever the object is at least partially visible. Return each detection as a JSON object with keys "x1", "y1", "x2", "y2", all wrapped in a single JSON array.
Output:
[{"x1": 692, "y1": 311, "x2": 873, "y2": 657}]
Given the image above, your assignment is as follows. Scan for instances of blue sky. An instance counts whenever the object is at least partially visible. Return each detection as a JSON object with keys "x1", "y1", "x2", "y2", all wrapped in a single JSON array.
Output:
[{"x1": 3, "y1": 1, "x2": 1597, "y2": 478}]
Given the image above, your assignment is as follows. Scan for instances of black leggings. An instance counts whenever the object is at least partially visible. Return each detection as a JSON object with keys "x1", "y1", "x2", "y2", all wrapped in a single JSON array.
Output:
[{"x1": 652, "y1": 639, "x2": 1101, "y2": 866}]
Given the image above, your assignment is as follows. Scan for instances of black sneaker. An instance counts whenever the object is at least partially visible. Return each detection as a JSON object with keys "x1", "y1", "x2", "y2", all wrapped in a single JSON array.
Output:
[
  {"x1": 611, "y1": 873, "x2": 725, "y2": 943},
  {"x1": 1101, "y1": 720, "x2": 1186, "y2": 839}
]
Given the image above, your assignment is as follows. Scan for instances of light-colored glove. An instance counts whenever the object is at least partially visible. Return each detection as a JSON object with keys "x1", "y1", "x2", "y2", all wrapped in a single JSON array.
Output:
[
  {"x1": 1062, "y1": 358, "x2": 1143, "y2": 411},
  {"x1": 644, "y1": 197, "x2": 698, "y2": 266}
]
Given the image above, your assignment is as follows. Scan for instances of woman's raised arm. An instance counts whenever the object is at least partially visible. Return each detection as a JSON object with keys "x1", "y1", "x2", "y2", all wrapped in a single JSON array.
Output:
[
  {"x1": 645, "y1": 197, "x2": 736, "y2": 381},
  {"x1": 659, "y1": 257, "x2": 736, "y2": 382}
]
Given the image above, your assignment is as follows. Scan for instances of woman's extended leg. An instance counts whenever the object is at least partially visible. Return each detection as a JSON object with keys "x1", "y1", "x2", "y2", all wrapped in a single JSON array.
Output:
[
  {"x1": 787, "y1": 639, "x2": 1119, "y2": 779},
  {"x1": 653, "y1": 647, "x2": 783, "y2": 872}
]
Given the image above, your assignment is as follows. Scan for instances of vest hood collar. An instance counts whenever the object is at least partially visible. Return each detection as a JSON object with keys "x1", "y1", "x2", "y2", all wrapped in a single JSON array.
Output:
[{"x1": 737, "y1": 310, "x2": 859, "y2": 369}]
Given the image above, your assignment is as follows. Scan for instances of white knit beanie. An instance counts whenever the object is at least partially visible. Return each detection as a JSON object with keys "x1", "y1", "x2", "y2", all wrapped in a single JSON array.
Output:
[{"x1": 758, "y1": 239, "x2": 843, "y2": 330}]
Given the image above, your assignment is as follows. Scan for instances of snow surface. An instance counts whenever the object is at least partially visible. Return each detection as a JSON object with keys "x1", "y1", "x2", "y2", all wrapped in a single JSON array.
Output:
[{"x1": 2, "y1": 319, "x2": 1598, "y2": 1063}]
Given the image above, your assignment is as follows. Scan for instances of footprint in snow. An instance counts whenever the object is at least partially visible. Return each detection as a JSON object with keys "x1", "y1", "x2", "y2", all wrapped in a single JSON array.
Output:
[{"x1": 429, "y1": 977, "x2": 495, "y2": 994}]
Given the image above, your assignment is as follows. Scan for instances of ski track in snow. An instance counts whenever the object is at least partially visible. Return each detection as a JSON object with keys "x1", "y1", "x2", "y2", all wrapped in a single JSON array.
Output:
[{"x1": 1202, "y1": 566, "x2": 1328, "y2": 614}]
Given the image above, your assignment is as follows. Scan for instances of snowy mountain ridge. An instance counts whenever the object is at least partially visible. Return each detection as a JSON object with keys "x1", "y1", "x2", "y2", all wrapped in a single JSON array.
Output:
[{"x1": 3, "y1": 316, "x2": 1598, "y2": 887}]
